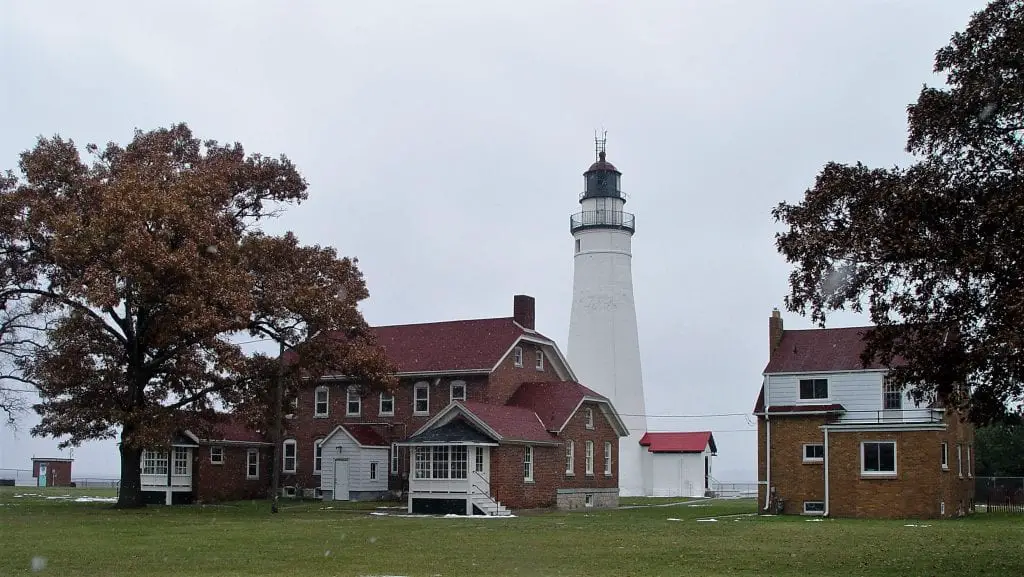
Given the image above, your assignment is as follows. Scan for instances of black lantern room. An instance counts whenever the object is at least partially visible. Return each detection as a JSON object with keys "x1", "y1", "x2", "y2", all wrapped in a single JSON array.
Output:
[{"x1": 581, "y1": 150, "x2": 624, "y2": 203}]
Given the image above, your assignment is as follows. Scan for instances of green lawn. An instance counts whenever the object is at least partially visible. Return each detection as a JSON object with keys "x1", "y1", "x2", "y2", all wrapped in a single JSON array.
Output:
[{"x1": 1, "y1": 488, "x2": 1021, "y2": 577}]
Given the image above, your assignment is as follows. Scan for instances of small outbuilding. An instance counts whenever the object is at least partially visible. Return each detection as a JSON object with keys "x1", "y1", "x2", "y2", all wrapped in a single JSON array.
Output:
[
  {"x1": 639, "y1": 432, "x2": 717, "y2": 498},
  {"x1": 319, "y1": 424, "x2": 391, "y2": 502},
  {"x1": 31, "y1": 457, "x2": 74, "y2": 487}
]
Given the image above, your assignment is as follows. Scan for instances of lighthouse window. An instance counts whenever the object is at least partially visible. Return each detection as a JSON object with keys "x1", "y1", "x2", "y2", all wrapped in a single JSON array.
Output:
[{"x1": 575, "y1": 238, "x2": 581, "y2": 253}]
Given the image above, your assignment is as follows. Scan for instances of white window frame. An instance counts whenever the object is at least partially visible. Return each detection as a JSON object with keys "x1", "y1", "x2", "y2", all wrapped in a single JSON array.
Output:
[
  {"x1": 450, "y1": 380, "x2": 466, "y2": 403},
  {"x1": 803, "y1": 501, "x2": 825, "y2": 515},
  {"x1": 585, "y1": 441, "x2": 595, "y2": 475},
  {"x1": 575, "y1": 238, "x2": 581, "y2": 253},
  {"x1": 283, "y1": 439, "x2": 297, "y2": 474},
  {"x1": 941, "y1": 442, "x2": 949, "y2": 470},
  {"x1": 412, "y1": 446, "x2": 468, "y2": 480},
  {"x1": 585, "y1": 407, "x2": 594, "y2": 430},
  {"x1": 172, "y1": 447, "x2": 190, "y2": 476},
  {"x1": 798, "y1": 378, "x2": 829, "y2": 401},
  {"x1": 391, "y1": 443, "x2": 400, "y2": 474},
  {"x1": 513, "y1": 346, "x2": 524, "y2": 368},
  {"x1": 584, "y1": 493, "x2": 594, "y2": 507},
  {"x1": 313, "y1": 438, "x2": 324, "y2": 475},
  {"x1": 882, "y1": 378, "x2": 903, "y2": 410},
  {"x1": 967, "y1": 446, "x2": 973, "y2": 478},
  {"x1": 860, "y1": 441, "x2": 896, "y2": 476},
  {"x1": 475, "y1": 447, "x2": 485, "y2": 473},
  {"x1": 523, "y1": 446, "x2": 534, "y2": 482},
  {"x1": 314, "y1": 385, "x2": 329, "y2": 418},
  {"x1": 604, "y1": 441, "x2": 612, "y2": 476},
  {"x1": 246, "y1": 449, "x2": 260, "y2": 480},
  {"x1": 802, "y1": 443, "x2": 824, "y2": 463},
  {"x1": 535, "y1": 350, "x2": 544, "y2": 371},
  {"x1": 414, "y1": 382, "x2": 429, "y2": 415},
  {"x1": 957, "y1": 444, "x2": 963, "y2": 478},
  {"x1": 379, "y1": 392, "x2": 395, "y2": 416},
  {"x1": 346, "y1": 386, "x2": 361, "y2": 416},
  {"x1": 565, "y1": 440, "x2": 575, "y2": 475},
  {"x1": 370, "y1": 462, "x2": 378, "y2": 481},
  {"x1": 210, "y1": 446, "x2": 224, "y2": 465},
  {"x1": 142, "y1": 450, "x2": 169, "y2": 475}
]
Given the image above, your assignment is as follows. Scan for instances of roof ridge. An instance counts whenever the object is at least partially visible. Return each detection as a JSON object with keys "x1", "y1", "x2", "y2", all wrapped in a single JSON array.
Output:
[
  {"x1": 371, "y1": 316, "x2": 514, "y2": 329},
  {"x1": 783, "y1": 325, "x2": 876, "y2": 333}
]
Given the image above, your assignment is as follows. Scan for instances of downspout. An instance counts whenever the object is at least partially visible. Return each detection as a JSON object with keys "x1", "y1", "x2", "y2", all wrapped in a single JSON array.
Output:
[
  {"x1": 761, "y1": 377, "x2": 770, "y2": 512},
  {"x1": 823, "y1": 426, "x2": 830, "y2": 517}
]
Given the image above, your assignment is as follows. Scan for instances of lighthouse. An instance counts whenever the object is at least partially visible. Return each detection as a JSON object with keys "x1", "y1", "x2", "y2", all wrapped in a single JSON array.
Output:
[{"x1": 566, "y1": 134, "x2": 648, "y2": 497}]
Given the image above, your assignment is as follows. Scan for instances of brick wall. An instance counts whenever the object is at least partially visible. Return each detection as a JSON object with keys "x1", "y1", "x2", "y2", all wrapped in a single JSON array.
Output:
[
  {"x1": 760, "y1": 410, "x2": 976, "y2": 519},
  {"x1": 32, "y1": 460, "x2": 73, "y2": 487},
  {"x1": 558, "y1": 400, "x2": 619, "y2": 491},
  {"x1": 193, "y1": 444, "x2": 272, "y2": 503},
  {"x1": 756, "y1": 415, "x2": 827, "y2": 515},
  {"x1": 489, "y1": 444, "x2": 561, "y2": 509},
  {"x1": 487, "y1": 341, "x2": 564, "y2": 405}
]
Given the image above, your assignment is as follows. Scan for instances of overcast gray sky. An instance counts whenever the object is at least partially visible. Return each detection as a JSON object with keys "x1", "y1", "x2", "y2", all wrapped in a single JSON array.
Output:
[{"x1": 0, "y1": 0, "x2": 990, "y2": 482}]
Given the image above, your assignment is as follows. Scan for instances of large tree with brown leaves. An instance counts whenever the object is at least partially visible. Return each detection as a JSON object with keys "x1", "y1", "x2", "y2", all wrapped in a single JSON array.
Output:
[
  {"x1": 773, "y1": 0, "x2": 1023, "y2": 425},
  {"x1": 0, "y1": 124, "x2": 394, "y2": 507}
]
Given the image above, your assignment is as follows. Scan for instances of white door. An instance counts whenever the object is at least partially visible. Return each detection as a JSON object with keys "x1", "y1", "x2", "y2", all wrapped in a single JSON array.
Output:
[
  {"x1": 472, "y1": 447, "x2": 490, "y2": 485},
  {"x1": 38, "y1": 463, "x2": 47, "y2": 488},
  {"x1": 333, "y1": 459, "x2": 350, "y2": 501}
]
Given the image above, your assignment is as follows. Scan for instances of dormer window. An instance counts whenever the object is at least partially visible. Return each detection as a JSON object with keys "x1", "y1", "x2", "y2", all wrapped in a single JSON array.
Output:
[
  {"x1": 450, "y1": 380, "x2": 466, "y2": 403},
  {"x1": 513, "y1": 346, "x2": 523, "y2": 368},
  {"x1": 535, "y1": 350, "x2": 544, "y2": 371}
]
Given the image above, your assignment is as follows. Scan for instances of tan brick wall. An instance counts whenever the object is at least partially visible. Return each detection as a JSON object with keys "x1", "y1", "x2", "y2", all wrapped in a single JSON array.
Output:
[
  {"x1": 760, "y1": 410, "x2": 976, "y2": 520},
  {"x1": 756, "y1": 415, "x2": 828, "y2": 515}
]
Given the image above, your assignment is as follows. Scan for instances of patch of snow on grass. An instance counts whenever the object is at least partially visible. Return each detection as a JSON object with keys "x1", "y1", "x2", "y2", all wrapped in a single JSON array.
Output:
[
  {"x1": 667, "y1": 518, "x2": 681, "y2": 521},
  {"x1": 74, "y1": 497, "x2": 116, "y2": 503},
  {"x1": 696, "y1": 518, "x2": 718, "y2": 522}
]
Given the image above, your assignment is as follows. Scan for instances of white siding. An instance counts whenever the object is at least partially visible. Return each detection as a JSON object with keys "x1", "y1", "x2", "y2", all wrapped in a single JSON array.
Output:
[
  {"x1": 646, "y1": 451, "x2": 709, "y2": 498},
  {"x1": 766, "y1": 371, "x2": 936, "y2": 423},
  {"x1": 319, "y1": 430, "x2": 389, "y2": 495}
]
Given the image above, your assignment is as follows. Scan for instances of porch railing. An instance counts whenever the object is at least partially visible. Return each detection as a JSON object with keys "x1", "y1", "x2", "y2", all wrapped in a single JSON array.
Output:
[{"x1": 469, "y1": 471, "x2": 500, "y2": 512}]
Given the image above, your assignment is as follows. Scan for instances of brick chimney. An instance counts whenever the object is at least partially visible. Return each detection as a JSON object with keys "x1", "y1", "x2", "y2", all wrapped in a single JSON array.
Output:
[
  {"x1": 513, "y1": 295, "x2": 536, "y2": 330},
  {"x1": 769, "y1": 308, "x2": 784, "y2": 356}
]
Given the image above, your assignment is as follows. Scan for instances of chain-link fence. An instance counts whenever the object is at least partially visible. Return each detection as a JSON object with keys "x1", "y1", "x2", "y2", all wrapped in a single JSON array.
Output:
[{"x1": 976, "y1": 477, "x2": 1024, "y2": 513}]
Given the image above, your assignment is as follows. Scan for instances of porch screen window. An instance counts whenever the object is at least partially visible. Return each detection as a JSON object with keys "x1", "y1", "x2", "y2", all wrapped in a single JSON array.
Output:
[
  {"x1": 883, "y1": 378, "x2": 902, "y2": 410},
  {"x1": 246, "y1": 449, "x2": 259, "y2": 480},
  {"x1": 142, "y1": 450, "x2": 168, "y2": 475},
  {"x1": 862, "y1": 441, "x2": 896, "y2": 475},
  {"x1": 799, "y1": 379, "x2": 829, "y2": 400},
  {"x1": 173, "y1": 447, "x2": 189, "y2": 476},
  {"x1": 413, "y1": 446, "x2": 468, "y2": 479},
  {"x1": 475, "y1": 447, "x2": 485, "y2": 473}
]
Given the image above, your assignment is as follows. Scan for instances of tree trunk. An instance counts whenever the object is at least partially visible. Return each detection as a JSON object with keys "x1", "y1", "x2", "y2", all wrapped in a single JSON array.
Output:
[{"x1": 115, "y1": 429, "x2": 146, "y2": 509}]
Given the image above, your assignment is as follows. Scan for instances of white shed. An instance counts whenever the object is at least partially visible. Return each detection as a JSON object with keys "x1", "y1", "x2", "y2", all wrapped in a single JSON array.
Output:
[
  {"x1": 319, "y1": 424, "x2": 390, "y2": 501},
  {"x1": 639, "y1": 431, "x2": 717, "y2": 498}
]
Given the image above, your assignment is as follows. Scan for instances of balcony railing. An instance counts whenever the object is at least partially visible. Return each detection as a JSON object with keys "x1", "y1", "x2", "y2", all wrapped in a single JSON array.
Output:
[{"x1": 569, "y1": 210, "x2": 635, "y2": 234}]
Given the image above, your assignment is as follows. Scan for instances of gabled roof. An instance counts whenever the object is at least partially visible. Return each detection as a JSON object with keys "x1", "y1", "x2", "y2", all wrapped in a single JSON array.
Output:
[
  {"x1": 323, "y1": 423, "x2": 389, "y2": 448},
  {"x1": 461, "y1": 401, "x2": 557, "y2": 444},
  {"x1": 765, "y1": 326, "x2": 895, "y2": 374},
  {"x1": 639, "y1": 432, "x2": 717, "y2": 454},
  {"x1": 406, "y1": 418, "x2": 497, "y2": 444},
  {"x1": 506, "y1": 381, "x2": 628, "y2": 436}
]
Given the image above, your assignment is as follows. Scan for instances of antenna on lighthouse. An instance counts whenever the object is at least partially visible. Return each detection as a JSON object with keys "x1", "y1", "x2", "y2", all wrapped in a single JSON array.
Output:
[{"x1": 594, "y1": 129, "x2": 607, "y2": 161}]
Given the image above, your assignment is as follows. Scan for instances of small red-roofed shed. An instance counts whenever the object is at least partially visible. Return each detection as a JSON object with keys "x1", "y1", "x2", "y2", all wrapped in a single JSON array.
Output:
[{"x1": 638, "y1": 431, "x2": 717, "y2": 498}]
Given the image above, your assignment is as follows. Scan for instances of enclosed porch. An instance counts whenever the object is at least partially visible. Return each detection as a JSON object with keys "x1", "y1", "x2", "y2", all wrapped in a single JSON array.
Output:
[
  {"x1": 401, "y1": 419, "x2": 509, "y2": 516},
  {"x1": 140, "y1": 433, "x2": 198, "y2": 505}
]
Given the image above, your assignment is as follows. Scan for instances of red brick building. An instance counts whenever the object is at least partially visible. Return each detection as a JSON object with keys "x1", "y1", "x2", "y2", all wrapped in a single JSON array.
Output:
[
  {"x1": 146, "y1": 295, "x2": 628, "y2": 514},
  {"x1": 31, "y1": 457, "x2": 73, "y2": 487},
  {"x1": 753, "y1": 309, "x2": 975, "y2": 519},
  {"x1": 282, "y1": 294, "x2": 628, "y2": 515}
]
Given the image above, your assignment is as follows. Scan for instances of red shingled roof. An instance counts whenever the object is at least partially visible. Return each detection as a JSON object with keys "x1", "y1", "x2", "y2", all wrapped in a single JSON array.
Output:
[
  {"x1": 285, "y1": 317, "x2": 554, "y2": 374},
  {"x1": 461, "y1": 401, "x2": 556, "y2": 444},
  {"x1": 342, "y1": 424, "x2": 388, "y2": 447},
  {"x1": 206, "y1": 417, "x2": 267, "y2": 444},
  {"x1": 639, "y1": 432, "x2": 716, "y2": 454},
  {"x1": 506, "y1": 381, "x2": 608, "y2": 431},
  {"x1": 764, "y1": 326, "x2": 897, "y2": 374}
]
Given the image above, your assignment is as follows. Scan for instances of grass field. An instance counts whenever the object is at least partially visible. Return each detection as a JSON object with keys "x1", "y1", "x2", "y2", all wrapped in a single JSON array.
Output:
[{"x1": 1, "y1": 487, "x2": 1022, "y2": 577}]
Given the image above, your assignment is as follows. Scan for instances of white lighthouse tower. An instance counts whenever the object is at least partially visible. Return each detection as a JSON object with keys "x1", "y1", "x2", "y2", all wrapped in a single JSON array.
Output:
[{"x1": 567, "y1": 134, "x2": 648, "y2": 497}]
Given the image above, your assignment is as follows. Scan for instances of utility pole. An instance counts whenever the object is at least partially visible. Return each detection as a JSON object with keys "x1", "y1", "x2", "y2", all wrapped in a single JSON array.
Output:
[{"x1": 271, "y1": 339, "x2": 284, "y2": 513}]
